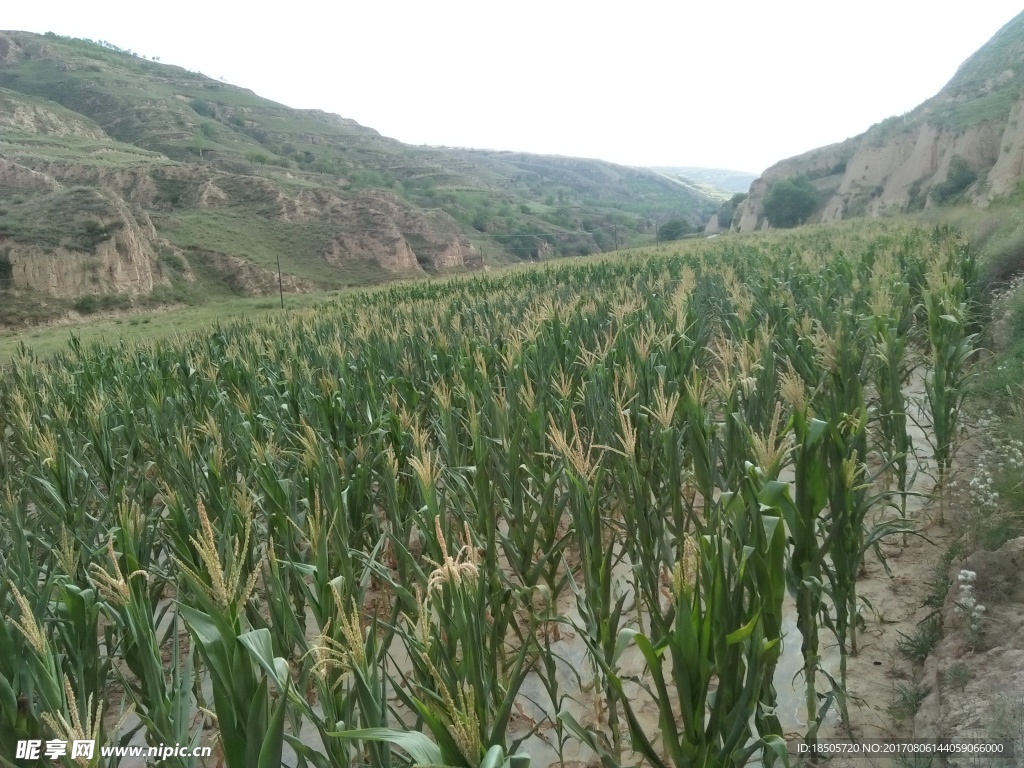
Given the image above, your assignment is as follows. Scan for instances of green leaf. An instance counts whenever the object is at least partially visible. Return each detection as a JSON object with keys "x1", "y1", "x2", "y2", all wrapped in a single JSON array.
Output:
[
  {"x1": 176, "y1": 603, "x2": 222, "y2": 649},
  {"x1": 239, "y1": 629, "x2": 289, "y2": 692},
  {"x1": 479, "y1": 745, "x2": 506, "y2": 768},
  {"x1": 246, "y1": 677, "x2": 270, "y2": 768},
  {"x1": 762, "y1": 734, "x2": 792, "y2": 768},
  {"x1": 0, "y1": 673, "x2": 17, "y2": 728},
  {"x1": 807, "y1": 418, "x2": 828, "y2": 445},
  {"x1": 258, "y1": 678, "x2": 288, "y2": 768},
  {"x1": 613, "y1": 627, "x2": 641, "y2": 664},
  {"x1": 726, "y1": 613, "x2": 760, "y2": 645},
  {"x1": 283, "y1": 736, "x2": 332, "y2": 768},
  {"x1": 327, "y1": 727, "x2": 446, "y2": 765},
  {"x1": 557, "y1": 710, "x2": 625, "y2": 768}
]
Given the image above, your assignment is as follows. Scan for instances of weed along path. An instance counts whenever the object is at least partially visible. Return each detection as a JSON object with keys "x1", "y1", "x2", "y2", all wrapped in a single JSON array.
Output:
[{"x1": 1, "y1": 221, "x2": 992, "y2": 768}]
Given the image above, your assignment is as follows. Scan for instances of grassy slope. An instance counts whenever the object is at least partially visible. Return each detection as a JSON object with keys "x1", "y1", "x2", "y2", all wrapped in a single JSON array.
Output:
[
  {"x1": 920, "y1": 11, "x2": 1024, "y2": 132},
  {"x1": 0, "y1": 290, "x2": 342, "y2": 361},
  {"x1": 852, "y1": 12, "x2": 1024, "y2": 145}
]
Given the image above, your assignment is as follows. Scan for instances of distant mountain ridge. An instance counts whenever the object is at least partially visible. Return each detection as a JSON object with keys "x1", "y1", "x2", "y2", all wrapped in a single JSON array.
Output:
[
  {"x1": 733, "y1": 10, "x2": 1024, "y2": 231},
  {"x1": 0, "y1": 31, "x2": 717, "y2": 325},
  {"x1": 650, "y1": 167, "x2": 757, "y2": 196}
]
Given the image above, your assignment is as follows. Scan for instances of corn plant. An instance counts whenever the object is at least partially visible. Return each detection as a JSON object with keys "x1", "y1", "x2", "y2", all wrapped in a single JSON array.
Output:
[
  {"x1": 549, "y1": 412, "x2": 631, "y2": 759},
  {"x1": 568, "y1": 478, "x2": 789, "y2": 768},
  {"x1": 383, "y1": 517, "x2": 536, "y2": 766},
  {"x1": 0, "y1": 219, "x2": 983, "y2": 765},
  {"x1": 921, "y1": 245, "x2": 979, "y2": 523},
  {"x1": 868, "y1": 274, "x2": 915, "y2": 533},
  {"x1": 777, "y1": 371, "x2": 834, "y2": 748},
  {"x1": 171, "y1": 497, "x2": 284, "y2": 768}
]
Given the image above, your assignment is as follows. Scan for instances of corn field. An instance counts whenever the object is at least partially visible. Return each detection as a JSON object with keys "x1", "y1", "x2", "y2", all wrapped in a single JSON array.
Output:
[{"x1": 0, "y1": 221, "x2": 980, "y2": 767}]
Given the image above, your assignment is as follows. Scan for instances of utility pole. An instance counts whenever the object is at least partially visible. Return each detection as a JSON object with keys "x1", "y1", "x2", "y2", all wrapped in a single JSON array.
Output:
[{"x1": 277, "y1": 254, "x2": 284, "y2": 309}]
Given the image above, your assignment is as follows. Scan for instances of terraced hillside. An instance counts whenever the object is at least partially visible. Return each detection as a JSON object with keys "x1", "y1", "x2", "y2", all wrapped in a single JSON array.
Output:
[{"x1": 0, "y1": 31, "x2": 717, "y2": 325}]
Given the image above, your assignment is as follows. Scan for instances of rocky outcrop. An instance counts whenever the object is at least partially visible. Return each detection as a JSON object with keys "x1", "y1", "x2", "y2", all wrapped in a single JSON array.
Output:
[
  {"x1": 325, "y1": 231, "x2": 419, "y2": 273},
  {"x1": 0, "y1": 157, "x2": 60, "y2": 194},
  {"x1": 186, "y1": 250, "x2": 314, "y2": 296},
  {"x1": 3, "y1": 154, "x2": 479, "y2": 284},
  {"x1": 321, "y1": 190, "x2": 477, "y2": 273},
  {"x1": 987, "y1": 98, "x2": 1024, "y2": 198},
  {"x1": 735, "y1": 114, "x2": 1020, "y2": 231},
  {"x1": 0, "y1": 86, "x2": 108, "y2": 138},
  {"x1": 2, "y1": 191, "x2": 170, "y2": 298}
]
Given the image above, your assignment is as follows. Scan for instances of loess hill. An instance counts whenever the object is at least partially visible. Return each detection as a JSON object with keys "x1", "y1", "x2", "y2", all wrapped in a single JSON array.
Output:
[
  {"x1": 0, "y1": 31, "x2": 717, "y2": 325},
  {"x1": 734, "y1": 10, "x2": 1024, "y2": 231}
]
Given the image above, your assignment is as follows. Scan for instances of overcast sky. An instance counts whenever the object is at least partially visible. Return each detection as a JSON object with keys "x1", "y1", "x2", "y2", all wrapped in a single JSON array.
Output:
[{"x1": 5, "y1": 2, "x2": 1023, "y2": 174}]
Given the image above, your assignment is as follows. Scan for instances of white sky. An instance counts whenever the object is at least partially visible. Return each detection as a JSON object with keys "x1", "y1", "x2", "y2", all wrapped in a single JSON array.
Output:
[{"x1": 5, "y1": 2, "x2": 1024, "y2": 174}]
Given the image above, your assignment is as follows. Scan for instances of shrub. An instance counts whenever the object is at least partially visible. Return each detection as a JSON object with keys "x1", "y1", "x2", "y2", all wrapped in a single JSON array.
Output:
[
  {"x1": 73, "y1": 293, "x2": 133, "y2": 314},
  {"x1": 191, "y1": 98, "x2": 216, "y2": 118},
  {"x1": 73, "y1": 295, "x2": 99, "y2": 313},
  {"x1": 931, "y1": 156, "x2": 977, "y2": 204},
  {"x1": 763, "y1": 176, "x2": 818, "y2": 228},
  {"x1": 0, "y1": 247, "x2": 12, "y2": 285},
  {"x1": 656, "y1": 218, "x2": 692, "y2": 241},
  {"x1": 159, "y1": 248, "x2": 187, "y2": 273}
]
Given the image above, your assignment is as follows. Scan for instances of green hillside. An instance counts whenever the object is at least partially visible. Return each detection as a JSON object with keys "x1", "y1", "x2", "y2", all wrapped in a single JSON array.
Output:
[{"x1": 0, "y1": 30, "x2": 717, "y2": 326}]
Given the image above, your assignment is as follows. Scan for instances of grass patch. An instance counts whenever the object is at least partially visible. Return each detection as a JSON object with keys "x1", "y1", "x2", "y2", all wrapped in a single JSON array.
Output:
[
  {"x1": 157, "y1": 209, "x2": 399, "y2": 288},
  {"x1": 0, "y1": 130, "x2": 169, "y2": 168},
  {"x1": 896, "y1": 613, "x2": 943, "y2": 662},
  {"x1": 922, "y1": 562, "x2": 952, "y2": 610},
  {"x1": 0, "y1": 290, "x2": 70, "y2": 327},
  {"x1": 0, "y1": 187, "x2": 124, "y2": 252},
  {"x1": 942, "y1": 662, "x2": 973, "y2": 692},
  {"x1": 158, "y1": 209, "x2": 332, "y2": 268},
  {"x1": 72, "y1": 293, "x2": 133, "y2": 314},
  {"x1": 888, "y1": 679, "x2": 929, "y2": 726},
  {"x1": 929, "y1": 88, "x2": 1019, "y2": 133}
]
